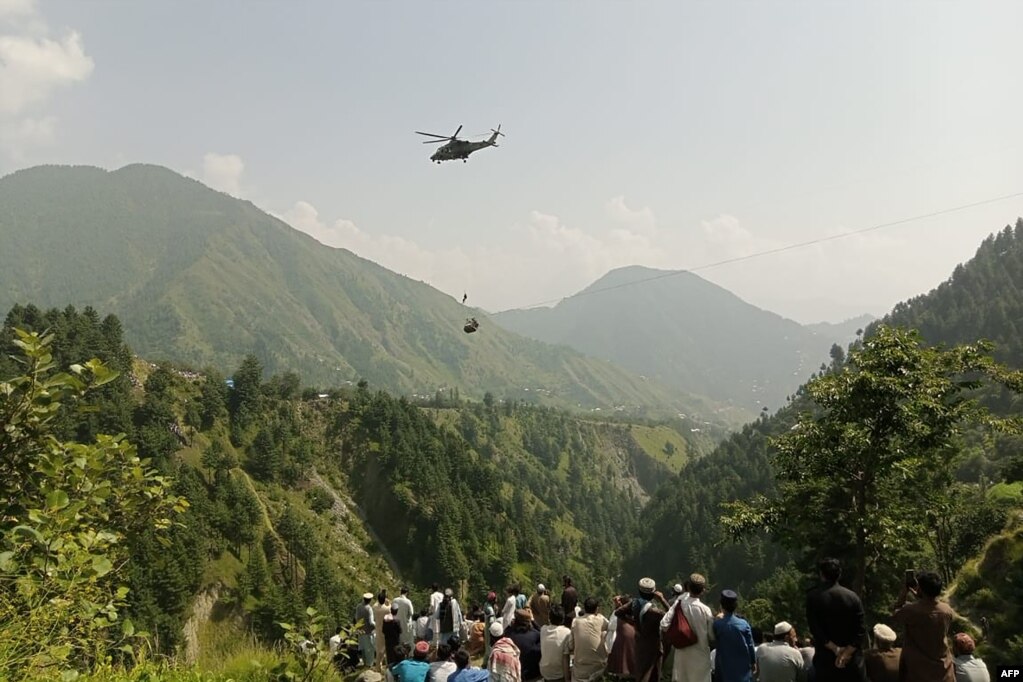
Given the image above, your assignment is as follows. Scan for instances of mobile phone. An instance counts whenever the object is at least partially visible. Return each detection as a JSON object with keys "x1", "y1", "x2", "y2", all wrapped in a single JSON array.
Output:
[{"x1": 904, "y1": 569, "x2": 917, "y2": 587}]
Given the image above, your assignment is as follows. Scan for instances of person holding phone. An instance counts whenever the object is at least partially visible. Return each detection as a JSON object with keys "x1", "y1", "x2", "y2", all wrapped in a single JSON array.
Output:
[{"x1": 891, "y1": 571, "x2": 954, "y2": 682}]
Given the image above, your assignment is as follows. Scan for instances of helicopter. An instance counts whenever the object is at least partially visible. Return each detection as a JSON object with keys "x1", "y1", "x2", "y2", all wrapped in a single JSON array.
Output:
[{"x1": 416, "y1": 124, "x2": 504, "y2": 163}]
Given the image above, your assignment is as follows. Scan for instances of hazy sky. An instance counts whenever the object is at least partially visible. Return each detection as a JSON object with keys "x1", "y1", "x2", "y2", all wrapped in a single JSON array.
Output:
[{"x1": 2, "y1": 0, "x2": 1022, "y2": 323}]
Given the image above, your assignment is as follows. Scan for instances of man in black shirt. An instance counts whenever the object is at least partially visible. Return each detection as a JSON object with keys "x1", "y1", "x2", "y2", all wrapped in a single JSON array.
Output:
[
  {"x1": 805, "y1": 558, "x2": 866, "y2": 682},
  {"x1": 508, "y1": 609, "x2": 543, "y2": 682}
]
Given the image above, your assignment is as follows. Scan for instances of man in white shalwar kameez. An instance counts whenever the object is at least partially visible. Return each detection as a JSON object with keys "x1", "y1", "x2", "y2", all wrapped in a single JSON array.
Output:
[{"x1": 659, "y1": 574, "x2": 715, "y2": 682}]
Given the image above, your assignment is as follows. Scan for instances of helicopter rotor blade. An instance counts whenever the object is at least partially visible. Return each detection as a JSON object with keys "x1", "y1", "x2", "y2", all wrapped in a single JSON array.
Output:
[
  {"x1": 422, "y1": 138, "x2": 449, "y2": 144},
  {"x1": 416, "y1": 131, "x2": 451, "y2": 138},
  {"x1": 453, "y1": 125, "x2": 462, "y2": 138}
]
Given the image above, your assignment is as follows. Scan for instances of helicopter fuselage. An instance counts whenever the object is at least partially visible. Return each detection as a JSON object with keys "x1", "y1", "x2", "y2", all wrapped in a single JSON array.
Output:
[
  {"x1": 430, "y1": 139, "x2": 495, "y2": 163},
  {"x1": 418, "y1": 125, "x2": 503, "y2": 163}
]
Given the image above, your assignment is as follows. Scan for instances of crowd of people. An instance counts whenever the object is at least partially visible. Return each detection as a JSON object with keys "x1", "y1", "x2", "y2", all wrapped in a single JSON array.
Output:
[{"x1": 329, "y1": 560, "x2": 991, "y2": 682}]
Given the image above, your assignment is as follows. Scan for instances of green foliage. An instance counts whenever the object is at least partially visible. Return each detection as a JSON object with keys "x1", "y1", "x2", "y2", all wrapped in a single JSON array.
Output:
[
  {"x1": 1, "y1": 303, "x2": 135, "y2": 444},
  {"x1": 69, "y1": 643, "x2": 330, "y2": 681},
  {"x1": 882, "y1": 220, "x2": 1023, "y2": 370},
  {"x1": 199, "y1": 369, "x2": 229, "y2": 431},
  {"x1": 276, "y1": 607, "x2": 338, "y2": 682},
  {"x1": 132, "y1": 364, "x2": 181, "y2": 462},
  {"x1": 925, "y1": 484, "x2": 1012, "y2": 586},
  {"x1": 630, "y1": 221, "x2": 1023, "y2": 607},
  {"x1": 230, "y1": 354, "x2": 264, "y2": 431},
  {"x1": 626, "y1": 410, "x2": 791, "y2": 599},
  {"x1": 951, "y1": 514, "x2": 1023, "y2": 665},
  {"x1": 723, "y1": 325, "x2": 1022, "y2": 614},
  {"x1": 0, "y1": 329, "x2": 186, "y2": 679},
  {"x1": 745, "y1": 563, "x2": 812, "y2": 636},
  {"x1": 305, "y1": 487, "x2": 334, "y2": 514},
  {"x1": 330, "y1": 393, "x2": 672, "y2": 598}
]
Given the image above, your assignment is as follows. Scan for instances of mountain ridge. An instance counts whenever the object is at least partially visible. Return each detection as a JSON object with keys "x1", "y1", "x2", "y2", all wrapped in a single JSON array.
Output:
[
  {"x1": 493, "y1": 264, "x2": 867, "y2": 410},
  {"x1": 0, "y1": 163, "x2": 734, "y2": 425}
]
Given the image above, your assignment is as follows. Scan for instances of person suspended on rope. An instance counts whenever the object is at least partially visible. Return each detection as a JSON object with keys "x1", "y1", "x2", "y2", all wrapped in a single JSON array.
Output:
[
  {"x1": 464, "y1": 318, "x2": 479, "y2": 334},
  {"x1": 462, "y1": 293, "x2": 468, "y2": 304}
]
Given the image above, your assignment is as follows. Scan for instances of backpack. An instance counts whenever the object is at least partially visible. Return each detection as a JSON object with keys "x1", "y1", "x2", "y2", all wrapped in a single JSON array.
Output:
[{"x1": 664, "y1": 601, "x2": 698, "y2": 648}]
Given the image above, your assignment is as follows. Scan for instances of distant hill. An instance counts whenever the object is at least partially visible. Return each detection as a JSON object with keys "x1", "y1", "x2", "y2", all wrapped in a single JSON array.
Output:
[
  {"x1": 493, "y1": 266, "x2": 867, "y2": 411},
  {"x1": 0, "y1": 164, "x2": 731, "y2": 422},
  {"x1": 804, "y1": 313, "x2": 875, "y2": 341}
]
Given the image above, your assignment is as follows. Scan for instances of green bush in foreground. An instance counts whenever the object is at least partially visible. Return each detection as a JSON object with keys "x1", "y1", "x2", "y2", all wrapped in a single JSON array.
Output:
[{"x1": 0, "y1": 329, "x2": 187, "y2": 679}]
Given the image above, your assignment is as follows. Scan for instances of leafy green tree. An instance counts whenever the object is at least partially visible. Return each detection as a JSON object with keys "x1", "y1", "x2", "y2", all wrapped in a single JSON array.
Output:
[
  {"x1": 0, "y1": 329, "x2": 186, "y2": 678},
  {"x1": 133, "y1": 366, "x2": 180, "y2": 462},
  {"x1": 925, "y1": 483, "x2": 1010, "y2": 585},
  {"x1": 267, "y1": 371, "x2": 302, "y2": 400},
  {"x1": 245, "y1": 544, "x2": 272, "y2": 599},
  {"x1": 201, "y1": 439, "x2": 226, "y2": 483},
  {"x1": 250, "y1": 426, "x2": 282, "y2": 481},
  {"x1": 218, "y1": 476, "x2": 262, "y2": 555},
  {"x1": 723, "y1": 325, "x2": 1022, "y2": 610},
  {"x1": 199, "y1": 367, "x2": 229, "y2": 430},
  {"x1": 230, "y1": 354, "x2": 264, "y2": 429}
]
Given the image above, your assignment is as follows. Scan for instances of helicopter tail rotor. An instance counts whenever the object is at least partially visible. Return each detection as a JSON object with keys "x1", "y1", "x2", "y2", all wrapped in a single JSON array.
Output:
[{"x1": 488, "y1": 124, "x2": 504, "y2": 146}]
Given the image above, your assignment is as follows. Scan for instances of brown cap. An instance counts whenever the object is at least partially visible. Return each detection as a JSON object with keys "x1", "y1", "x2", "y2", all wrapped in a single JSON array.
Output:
[
  {"x1": 689, "y1": 573, "x2": 707, "y2": 588},
  {"x1": 514, "y1": 608, "x2": 532, "y2": 623}
]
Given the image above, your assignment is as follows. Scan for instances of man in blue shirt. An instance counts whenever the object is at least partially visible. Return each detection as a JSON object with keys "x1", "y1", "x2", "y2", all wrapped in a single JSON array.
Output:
[
  {"x1": 711, "y1": 590, "x2": 756, "y2": 682},
  {"x1": 392, "y1": 640, "x2": 432, "y2": 682},
  {"x1": 448, "y1": 648, "x2": 490, "y2": 682}
]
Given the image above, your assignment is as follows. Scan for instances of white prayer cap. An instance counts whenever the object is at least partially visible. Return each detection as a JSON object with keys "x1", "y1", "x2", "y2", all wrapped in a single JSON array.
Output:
[
  {"x1": 873, "y1": 623, "x2": 896, "y2": 643},
  {"x1": 774, "y1": 621, "x2": 793, "y2": 636}
]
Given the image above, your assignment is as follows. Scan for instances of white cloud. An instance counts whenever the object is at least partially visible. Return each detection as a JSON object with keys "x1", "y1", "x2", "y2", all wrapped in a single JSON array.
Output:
[
  {"x1": 277, "y1": 201, "x2": 477, "y2": 303},
  {"x1": 0, "y1": 1, "x2": 92, "y2": 162},
  {"x1": 201, "y1": 153, "x2": 246, "y2": 197},
  {"x1": 606, "y1": 195, "x2": 656, "y2": 236},
  {"x1": 0, "y1": 31, "x2": 93, "y2": 115}
]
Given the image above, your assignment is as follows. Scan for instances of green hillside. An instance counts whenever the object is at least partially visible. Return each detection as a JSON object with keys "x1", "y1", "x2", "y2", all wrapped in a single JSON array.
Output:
[
  {"x1": 950, "y1": 510, "x2": 1023, "y2": 664},
  {"x1": 493, "y1": 265, "x2": 865, "y2": 411},
  {"x1": 5, "y1": 219, "x2": 1022, "y2": 678},
  {"x1": 0, "y1": 305, "x2": 703, "y2": 676},
  {"x1": 625, "y1": 219, "x2": 1023, "y2": 621},
  {"x1": 0, "y1": 164, "x2": 730, "y2": 423}
]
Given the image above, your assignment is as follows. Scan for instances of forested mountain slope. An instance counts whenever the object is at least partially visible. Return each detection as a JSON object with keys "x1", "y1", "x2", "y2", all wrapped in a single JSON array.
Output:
[
  {"x1": 625, "y1": 219, "x2": 1023, "y2": 627},
  {"x1": 879, "y1": 222, "x2": 1023, "y2": 367},
  {"x1": 0, "y1": 165, "x2": 727, "y2": 421},
  {"x1": 493, "y1": 266, "x2": 864, "y2": 411},
  {"x1": 1, "y1": 304, "x2": 699, "y2": 662}
]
